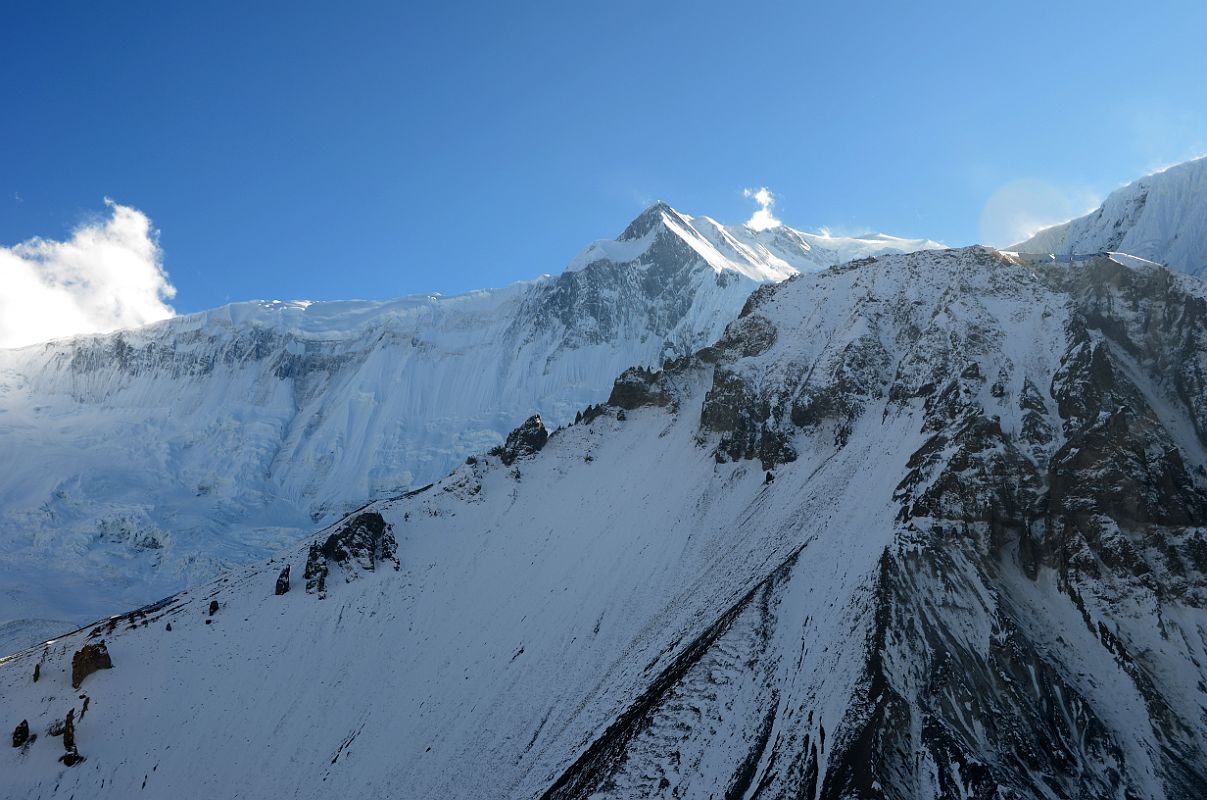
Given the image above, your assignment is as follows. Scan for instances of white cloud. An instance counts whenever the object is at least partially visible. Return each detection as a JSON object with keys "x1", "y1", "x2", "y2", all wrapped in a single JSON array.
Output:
[
  {"x1": 743, "y1": 187, "x2": 781, "y2": 231},
  {"x1": 0, "y1": 199, "x2": 176, "y2": 349}
]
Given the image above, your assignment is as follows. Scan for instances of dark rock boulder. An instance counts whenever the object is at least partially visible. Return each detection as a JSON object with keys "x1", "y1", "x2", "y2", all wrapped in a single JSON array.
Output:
[
  {"x1": 71, "y1": 641, "x2": 113, "y2": 689},
  {"x1": 608, "y1": 367, "x2": 672, "y2": 410},
  {"x1": 275, "y1": 564, "x2": 291, "y2": 595},
  {"x1": 304, "y1": 543, "x2": 329, "y2": 596},
  {"x1": 491, "y1": 415, "x2": 549, "y2": 466},
  {"x1": 208, "y1": 599, "x2": 220, "y2": 616},
  {"x1": 62, "y1": 710, "x2": 75, "y2": 751},
  {"x1": 12, "y1": 719, "x2": 28, "y2": 748},
  {"x1": 320, "y1": 513, "x2": 398, "y2": 572},
  {"x1": 58, "y1": 708, "x2": 82, "y2": 766},
  {"x1": 305, "y1": 512, "x2": 399, "y2": 596},
  {"x1": 710, "y1": 313, "x2": 778, "y2": 359}
]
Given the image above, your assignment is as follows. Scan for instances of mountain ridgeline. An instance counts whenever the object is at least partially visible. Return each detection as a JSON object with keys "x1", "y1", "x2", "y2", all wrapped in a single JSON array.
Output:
[
  {"x1": 0, "y1": 204, "x2": 939, "y2": 650},
  {"x1": 3, "y1": 246, "x2": 1206, "y2": 799}
]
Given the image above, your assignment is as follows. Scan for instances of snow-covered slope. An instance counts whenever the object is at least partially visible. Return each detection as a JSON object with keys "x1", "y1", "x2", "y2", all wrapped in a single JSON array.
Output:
[
  {"x1": 0, "y1": 204, "x2": 940, "y2": 652},
  {"x1": 1014, "y1": 156, "x2": 1207, "y2": 277},
  {"x1": 4, "y1": 247, "x2": 1205, "y2": 798}
]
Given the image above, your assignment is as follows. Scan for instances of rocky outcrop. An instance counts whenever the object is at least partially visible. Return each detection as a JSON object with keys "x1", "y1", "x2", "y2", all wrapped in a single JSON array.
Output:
[
  {"x1": 699, "y1": 312, "x2": 778, "y2": 361},
  {"x1": 491, "y1": 415, "x2": 549, "y2": 466},
  {"x1": 12, "y1": 719, "x2": 28, "y2": 748},
  {"x1": 304, "y1": 543, "x2": 328, "y2": 595},
  {"x1": 698, "y1": 310, "x2": 890, "y2": 465},
  {"x1": 304, "y1": 512, "x2": 399, "y2": 597},
  {"x1": 71, "y1": 642, "x2": 112, "y2": 689},
  {"x1": 791, "y1": 334, "x2": 894, "y2": 447},
  {"x1": 574, "y1": 404, "x2": 607, "y2": 425},
  {"x1": 274, "y1": 564, "x2": 291, "y2": 595},
  {"x1": 58, "y1": 708, "x2": 82, "y2": 766},
  {"x1": 699, "y1": 368, "x2": 796, "y2": 468},
  {"x1": 607, "y1": 367, "x2": 672, "y2": 410}
]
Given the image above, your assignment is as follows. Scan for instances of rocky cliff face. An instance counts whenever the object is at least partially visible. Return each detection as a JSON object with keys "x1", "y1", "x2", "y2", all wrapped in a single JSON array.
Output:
[
  {"x1": 0, "y1": 204, "x2": 939, "y2": 652},
  {"x1": 561, "y1": 248, "x2": 1207, "y2": 798},
  {"x1": 2, "y1": 246, "x2": 1203, "y2": 798}
]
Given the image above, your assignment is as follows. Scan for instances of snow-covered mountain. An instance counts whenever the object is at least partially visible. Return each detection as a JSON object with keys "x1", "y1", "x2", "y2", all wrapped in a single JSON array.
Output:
[
  {"x1": 0, "y1": 203, "x2": 940, "y2": 653},
  {"x1": 1014, "y1": 156, "x2": 1207, "y2": 277},
  {"x1": 5, "y1": 247, "x2": 1205, "y2": 798}
]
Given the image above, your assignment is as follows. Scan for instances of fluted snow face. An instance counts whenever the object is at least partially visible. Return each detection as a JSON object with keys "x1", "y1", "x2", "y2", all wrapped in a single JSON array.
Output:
[
  {"x1": 569, "y1": 203, "x2": 943, "y2": 283},
  {"x1": 0, "y1": 204, "x2": 939, "y2": 647},
  {"x1": 1015, "y1": 156, "x2": 1207, "y2": 278}
]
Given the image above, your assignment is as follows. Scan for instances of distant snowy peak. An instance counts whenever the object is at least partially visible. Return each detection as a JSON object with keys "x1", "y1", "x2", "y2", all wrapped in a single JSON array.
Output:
[
  {"x1": 569, "y1": 201, "x2": 942, "y2": 283},
  {"x1": 1015, "y1": 156, "x2": 1207, "y2": 278},
  {"x1": 0, "y1": 197, "x2": 942, "y2": 652},
  {"x1": 78, "y1": 202, "x2": 937, "y2": 348}
]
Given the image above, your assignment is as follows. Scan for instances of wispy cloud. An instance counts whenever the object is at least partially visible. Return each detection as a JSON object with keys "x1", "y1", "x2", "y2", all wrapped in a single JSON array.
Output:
[
  {"x1": 743, "y1": 187, "x2": 781, "y2": 231},
  {"x1": 0, "y1": 199, "x2": 176, "y2": 349}
]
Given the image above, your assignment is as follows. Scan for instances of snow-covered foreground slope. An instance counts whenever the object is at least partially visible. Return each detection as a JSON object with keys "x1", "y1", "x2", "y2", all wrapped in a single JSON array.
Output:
[
  {"x1": 4, "y1": 247, "x2": 1205, "y2": 798},
  {"x1": 0, "y1": 204, "x2": 940, "y2": 652},
  {"x1": 1015, "y1": 156, "x2": 1207, "y2": 277}
]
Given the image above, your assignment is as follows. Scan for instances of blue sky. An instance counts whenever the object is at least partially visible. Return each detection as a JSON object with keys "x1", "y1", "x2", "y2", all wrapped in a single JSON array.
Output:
[{"x1": 3, "y1": 1, "x2": 1206, "y2": 314}]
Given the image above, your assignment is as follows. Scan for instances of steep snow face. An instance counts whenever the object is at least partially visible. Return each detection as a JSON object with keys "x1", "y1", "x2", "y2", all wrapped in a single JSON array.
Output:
[
  {"x1": 568, "y1": 202, "x2": 942, "y2": 283},
  {"x1": 0, "y1": 204, "x2": 941, "y2": 651},
  {"x1": 4, "y1": 248, "x2": 1205, "y2": 799},
  {"x1": 1015, "y1": 156, "x2": 1207, "y2": 277}
]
